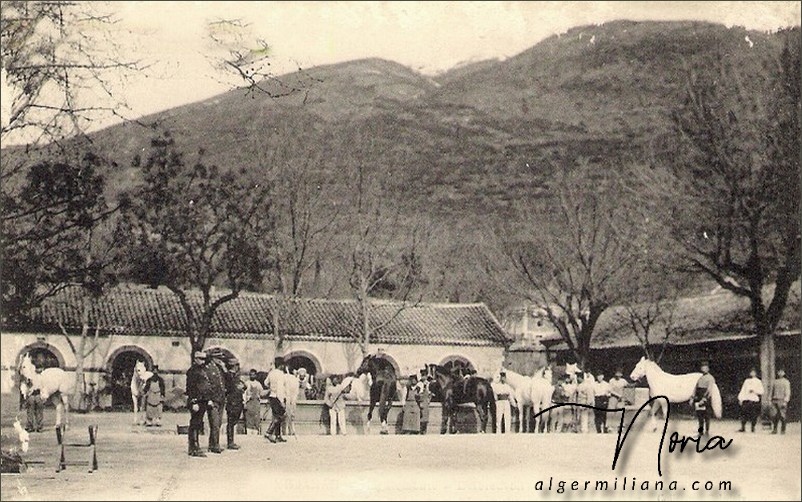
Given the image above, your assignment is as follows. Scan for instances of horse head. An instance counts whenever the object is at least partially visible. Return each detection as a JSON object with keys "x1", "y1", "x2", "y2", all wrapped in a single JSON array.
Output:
[
  {"x1": 629, "y1": 356, "x2": 649, "y2": 381},
  {"x1": 355, "y1": 354, "x2": 375, "y2": 377},
  {"x1": 134, "y1": 360, "x2": 148, "y2": 377},
  {"x1": 564, "y1": 362, "x2": 580, "y2": 377},
  {"x1": 18, "y1": 353, "x2": 35, "y2": 378},
  {"x1": 539, "y1": 366, "x2": 553, "y2": 382}
]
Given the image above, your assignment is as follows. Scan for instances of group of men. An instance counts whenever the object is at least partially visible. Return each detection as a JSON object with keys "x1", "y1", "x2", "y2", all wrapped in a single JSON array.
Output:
[
  {"x1": 185, "y1": 350, "x2": 247, "y2": 457},
  {"x1": 491, "y1": 368, "x2": 628, "y2": 434},
  {"x1": 736, "y1": 366, "x2": 792, "y2": 435},
  {"x1": 186, "y1": 354, "x2": 314, "y2": 456}
]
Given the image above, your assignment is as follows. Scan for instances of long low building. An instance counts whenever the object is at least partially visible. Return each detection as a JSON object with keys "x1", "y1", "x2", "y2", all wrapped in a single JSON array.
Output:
[
  {"x1": 1, "y1": 285, "x2": 510, "y2": 410},
  {"x1": 539, "y1": 285, "x2": 800, "y2": 420}
]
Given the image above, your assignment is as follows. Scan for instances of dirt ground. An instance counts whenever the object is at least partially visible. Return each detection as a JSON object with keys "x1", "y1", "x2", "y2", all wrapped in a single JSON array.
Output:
[{"x1": 1, "y1": 410, "x2": 799, "y2": 501}]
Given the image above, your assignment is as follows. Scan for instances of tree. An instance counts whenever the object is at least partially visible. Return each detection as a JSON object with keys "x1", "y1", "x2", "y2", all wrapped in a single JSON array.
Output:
[
  {"x1": 1, "y1": 1, "x2": 143, "y2": 147},
  {"x1": 494, "y1": 160, "x2": 656, "y2": 368},
  {"x1": 1, "y1": 0, "x2": 142, "y2": 323},
  {"x1": 0, "y1": 151, "x2": 116, "y2": 323},
  {"x1": 334, "y1": 125, "x2": 431, "y2": 358},
  {"x1": 657, "y1": 30, "x2": 800, "y2": 399},
  {"x1": 613, "y1": 269, "x2": 688, "y2": 363},
  {"x1": 259, "y1": 129, "x2": 340, "y2": 353},
  {"x1": 119, "y1": 133, "x2": 274, "y2": 359}
]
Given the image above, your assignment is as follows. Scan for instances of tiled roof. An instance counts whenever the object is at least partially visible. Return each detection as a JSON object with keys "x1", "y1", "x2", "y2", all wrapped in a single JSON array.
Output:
[
  {"x1": 5, "y1": 286, "x2": 510, "y2": 347},
  {"x1": 542, "y1": 283, "x2": 801, "y2": 350}
]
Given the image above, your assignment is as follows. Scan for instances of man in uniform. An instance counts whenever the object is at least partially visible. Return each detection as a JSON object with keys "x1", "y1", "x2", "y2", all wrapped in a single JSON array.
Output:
[
  {"x1": 203, "y1": 352, "x2": 226, "y2": 454},
  {"x1": 491, "y1": 370, "x2": 517, "y2": 433},
  {"x1": 264, "y1": 357, "x2": 287, "y2": 443},
  {"x1": 224, "y1": 357, "x2": 246, "y2": 449},
  {"x1": 186, "y1": 351, "x2": 213, "y2": 457},
  {"x1": 21, "y1": 375, "x2": 43, "y2": 433},
  {"x1": 771, "y1": 368, "x2": 791, "y2": 434},
  {"x1": 692, "y1": 360, "x2": 716, "y2": 437},
  {"x1": 607, "y1": 368, "x2": 628, "y2": 432}
]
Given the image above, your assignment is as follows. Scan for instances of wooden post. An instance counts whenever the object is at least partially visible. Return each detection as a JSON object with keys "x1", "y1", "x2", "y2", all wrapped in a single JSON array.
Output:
[{"x1": 88, "y1": 425, "x2": 98, "y2": 473}]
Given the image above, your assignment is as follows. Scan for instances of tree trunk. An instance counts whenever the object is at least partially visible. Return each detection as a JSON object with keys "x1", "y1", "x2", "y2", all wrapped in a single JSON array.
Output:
[
  {"x1": 360, "y1": 294, "x2": 370, "y2": 356},
  {"x1": 759, "y1": 327, "x2": 776, "y2": 416}
]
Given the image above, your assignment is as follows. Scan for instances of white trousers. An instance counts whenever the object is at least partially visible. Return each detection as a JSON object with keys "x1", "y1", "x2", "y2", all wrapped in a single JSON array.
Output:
[
  {"x1": 329, "y1": 408, "x2": 347, "y2": 435},
  {"x1": 496, "y1": 400, "x2": 512, "y2": 433}
]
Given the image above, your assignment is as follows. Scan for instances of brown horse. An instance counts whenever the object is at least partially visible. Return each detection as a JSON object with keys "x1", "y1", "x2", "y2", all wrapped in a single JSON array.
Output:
[
  {"x1": 426, "y1": 364, "x2": 496, "y2": 434},
  {"x1": 355, "y1": 354, "x2": 402, "y2": 435}
]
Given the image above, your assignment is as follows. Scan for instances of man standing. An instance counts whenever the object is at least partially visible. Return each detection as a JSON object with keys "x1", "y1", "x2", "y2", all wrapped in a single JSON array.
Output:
[
  {"x1": 491, "y1": 371, "x2": 517, "y2": 433},
  {"x1": 737, "y1": 368, "x2": 764, "y2": 433},
  {"x1": 593, "y1": 372, "x2": 611, "y2": 433},
  {"x1": 264, "y1": 357, "x2": 287, "y2": 443},
  {"x1": 416, "y1": 369, "x2": 432, "y2": 435},
  {"x1": 203, "y1": 353, "x2": 226, "y2": 454},
  {"x1": 143, "y1": 365, "x2": 165, "y2": 427},
  {"x1": 244, "y1": 369, "x2": 263, "y2": 434},
  {"x1": 20, "y1": 376, "x2": 43, "y2": 433},
  {"x1": 771, "y1": 368, "x2": 791, "y2": 435},
  {"x1": 224, "y1": 357, "x2": 246, "y2": 449},
  {"x1": 692, "y1": 360, "x2": 716, "y2": 437},
  {"x1": 186, "y1": 351, "x2": 213, "y2": 457},
  {"x1": 325, "y1": 375, "x2": 353, "y2": 435}
]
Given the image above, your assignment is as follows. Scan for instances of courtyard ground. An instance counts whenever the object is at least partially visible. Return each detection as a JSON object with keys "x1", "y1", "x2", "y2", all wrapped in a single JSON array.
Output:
[{"x1": 0, "y1": 409, "x2": 799, "y2": 501}]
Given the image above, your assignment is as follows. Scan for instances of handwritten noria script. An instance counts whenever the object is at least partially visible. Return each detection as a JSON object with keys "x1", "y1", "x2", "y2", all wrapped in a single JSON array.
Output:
[{"x1": 532, "y1": 396, "x2": 733, "y2": 476}]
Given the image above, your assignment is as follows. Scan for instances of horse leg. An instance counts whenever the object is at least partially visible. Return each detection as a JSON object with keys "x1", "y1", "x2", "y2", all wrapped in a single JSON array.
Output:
[
  {"x1": 62, "y1": 394, "x2": 70, "y2": 430},
  {"x1": 378, "y1": 384, "x2": 391, "y2": 434},
  {"x1": 476, "y1": 403, "x2": 487, "y2": 433}
]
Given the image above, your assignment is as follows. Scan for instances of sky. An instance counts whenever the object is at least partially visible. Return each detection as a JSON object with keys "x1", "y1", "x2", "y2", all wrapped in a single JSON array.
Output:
[{"x1": 2, "y1": 1, "x2": 800, "y2": 139}]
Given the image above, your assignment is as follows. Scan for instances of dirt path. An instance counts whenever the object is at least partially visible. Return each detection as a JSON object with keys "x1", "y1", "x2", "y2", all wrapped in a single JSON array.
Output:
[{"x1": 1, "y1": 412, "x2": 799, "y2": 500}]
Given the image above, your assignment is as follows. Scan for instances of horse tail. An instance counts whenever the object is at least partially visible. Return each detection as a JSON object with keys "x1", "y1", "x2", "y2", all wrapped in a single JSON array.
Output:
[{"x1": 710, "y1": 383, "x2": 723, "y2": 419}]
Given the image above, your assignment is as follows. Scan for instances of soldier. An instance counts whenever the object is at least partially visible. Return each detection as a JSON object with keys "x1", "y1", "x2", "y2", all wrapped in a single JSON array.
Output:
[
  {"x1": 186, "y1": 351, "x2": 212, "y2": 457},
  {"x1": 204, "y1": 352, "x2": 227, "y2": 453},
  {"x1": 263, "y1": 357, "x2": 287, "y2": 443},
  {"x1": 224, "y1": 357, "x2": 246, "y2": 449},
  {"x1": 692, "y1": 360, "x2": 716, "y2": 437},
  {"x1": 771, "y1": 368, "x2": 791, "y2": 435}
]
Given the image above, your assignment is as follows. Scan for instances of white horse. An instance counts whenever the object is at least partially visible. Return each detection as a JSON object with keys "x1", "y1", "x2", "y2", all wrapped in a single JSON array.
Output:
[
  {"x1": 629, "y1": 357, "x2": 722, "y2": 431},
  {"x1": 131, "y1": 360, "x2": 152, "y2": 425},
  {"x1": 496, "y1": 368, "x2": 536, "y2": 432},
  {"x1": 530, "y1": 366, "x2": 554, "y2": 432},
  {"x1": 19, "y1": 353, "x2": 74, "y2": 428}
]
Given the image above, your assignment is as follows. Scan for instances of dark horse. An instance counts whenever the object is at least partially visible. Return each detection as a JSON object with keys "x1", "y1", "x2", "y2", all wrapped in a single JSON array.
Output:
[
  {"x1": 355, "y1": 354, "x2": 401, "y2": 434},
  {"x1": 426, "y1": 364, "x2": 496, "y2": 434}
]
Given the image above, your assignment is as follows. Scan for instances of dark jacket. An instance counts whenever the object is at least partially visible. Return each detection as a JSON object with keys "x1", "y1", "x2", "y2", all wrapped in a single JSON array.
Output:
[
  {"x1": 186, "y1": 363, "x2": 213, "y2": 405},
  {"x1": 205, "y1": 359, "x2": 227, "y2": 404},
  {"x1": 225, "y1": 372, "x2": 247, "y2": 407},
  {"x1": 143, "y1": 373, "x2": 165, "y2": 397}
]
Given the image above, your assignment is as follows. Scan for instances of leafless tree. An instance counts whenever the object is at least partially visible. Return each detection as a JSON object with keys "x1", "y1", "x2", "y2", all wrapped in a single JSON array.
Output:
[
  {"x1": 204, "y1": 17, "x2": 320, "y2": 99},
  {"x1": 641, "y1": 30, "x2": 800, "y2": 398},
  {"x1": 493, "y1": 160, "x2": 656, "y2": 368}
]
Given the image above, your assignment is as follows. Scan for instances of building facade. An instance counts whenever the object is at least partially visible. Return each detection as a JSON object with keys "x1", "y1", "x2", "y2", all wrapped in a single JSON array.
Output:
[{"x1": 1, "y1": 285, "x2": 510, "y2": 410}]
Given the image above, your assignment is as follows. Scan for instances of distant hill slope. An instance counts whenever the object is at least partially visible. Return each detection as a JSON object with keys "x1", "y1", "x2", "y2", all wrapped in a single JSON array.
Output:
[{"x1": 3, "y1": 20, "x2": 795, "y2": 305}]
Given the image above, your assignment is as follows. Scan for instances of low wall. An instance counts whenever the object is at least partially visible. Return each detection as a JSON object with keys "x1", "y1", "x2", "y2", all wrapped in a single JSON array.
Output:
[{"x1": 273, "y1": 401, "x2": 486, "y2": 435}]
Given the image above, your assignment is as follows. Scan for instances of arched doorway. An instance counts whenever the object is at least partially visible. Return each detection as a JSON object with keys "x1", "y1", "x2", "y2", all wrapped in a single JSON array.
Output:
[
  {"x1": 440, "y1": 355, "x2": 476, "y2": 376},
  {"x1": 19, "y1": 346, "x2": 62, "y2": 370},
  {"x1": 108, "y1": 346, "x2": 153, "y2": 410},
  {"x1": 16, "y1": 344, "x2": 64, "y2": 409},
  {"x1": 284, "y1": 350, "x2": 322, "y2": 376}
]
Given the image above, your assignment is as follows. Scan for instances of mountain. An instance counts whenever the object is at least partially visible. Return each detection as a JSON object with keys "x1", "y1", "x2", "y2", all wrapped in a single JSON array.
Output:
[{"x1": 3, "y1": 20, "x2": 795, "y2": 306}]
